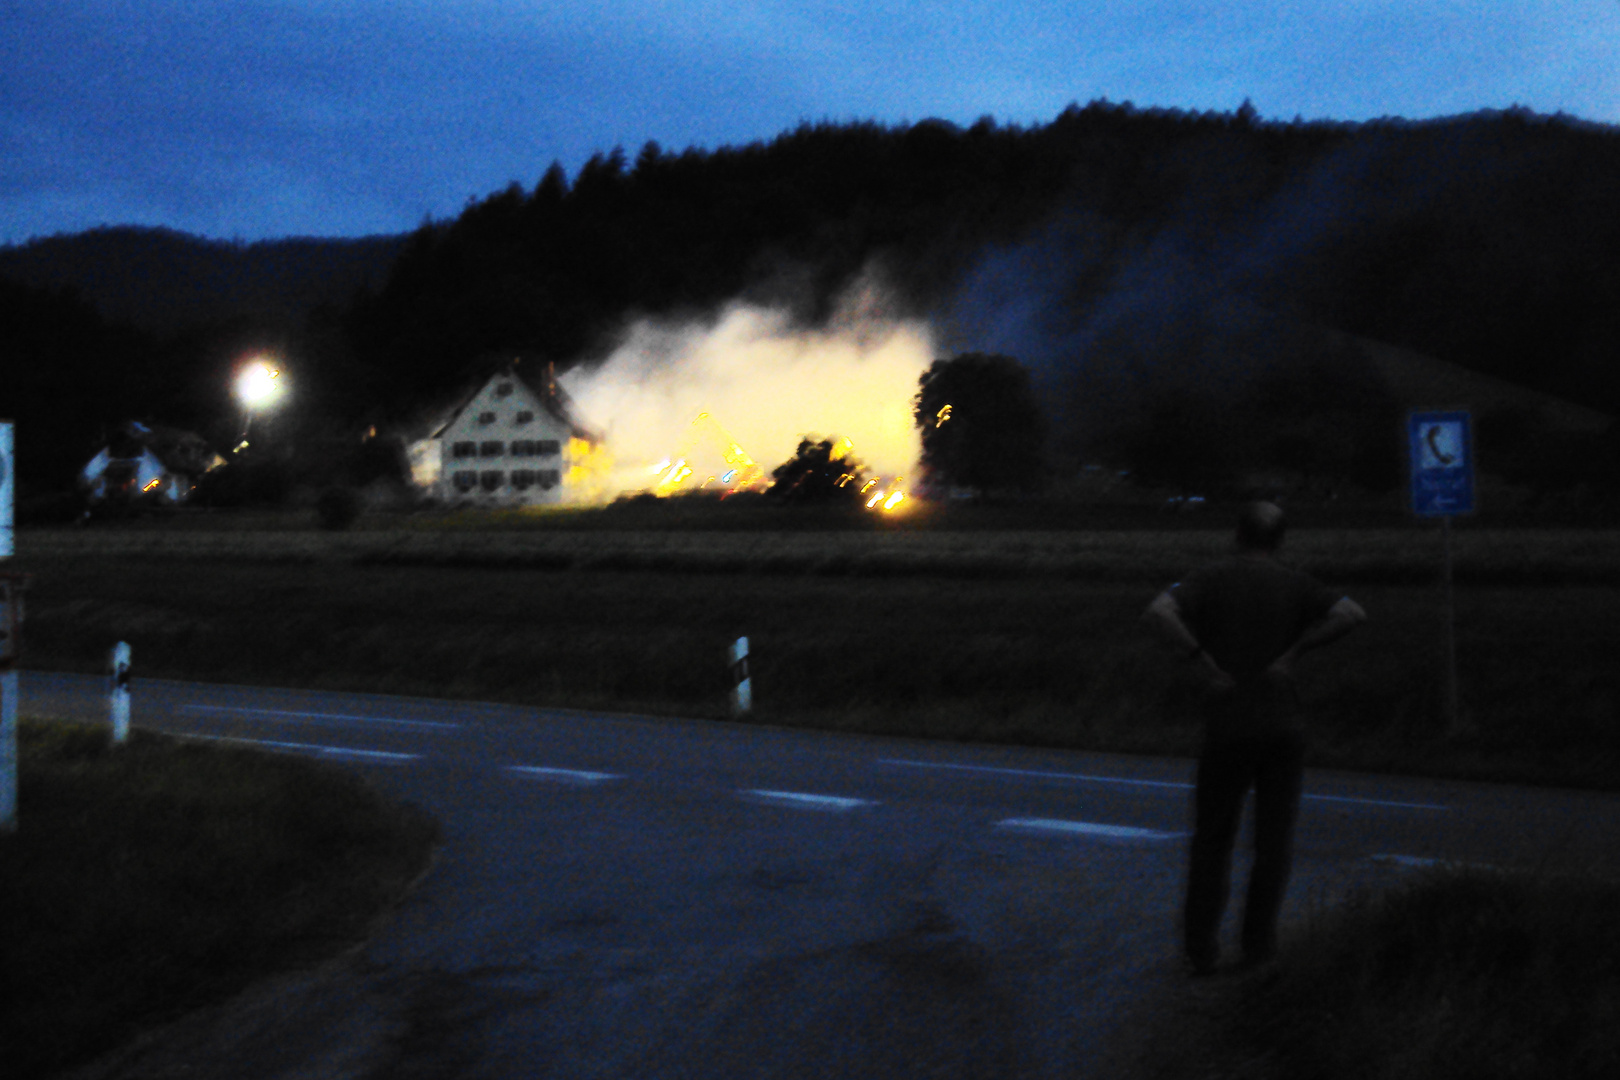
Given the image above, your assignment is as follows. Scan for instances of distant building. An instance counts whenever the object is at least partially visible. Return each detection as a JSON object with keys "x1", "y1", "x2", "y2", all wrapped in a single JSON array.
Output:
[
  {"x1": 80, "y1": 421, "x2": 224, "y2": 506},
  {"x1": 413, "y1": 364, "x2": 600, "y2": 506}
]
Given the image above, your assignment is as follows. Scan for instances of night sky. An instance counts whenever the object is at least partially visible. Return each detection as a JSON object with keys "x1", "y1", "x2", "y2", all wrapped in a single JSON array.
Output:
[{"x1": 4, "y1": 1, "x2": 1618, "y2": 244}]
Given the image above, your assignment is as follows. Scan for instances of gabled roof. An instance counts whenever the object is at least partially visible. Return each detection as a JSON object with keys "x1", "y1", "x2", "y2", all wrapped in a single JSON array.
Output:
[
  {"x1": 429, "y1": 361, "x2": 600, "y2": 443},
  {"x1": 103, "y1": 420, "x2": 221, "y2": 476}
]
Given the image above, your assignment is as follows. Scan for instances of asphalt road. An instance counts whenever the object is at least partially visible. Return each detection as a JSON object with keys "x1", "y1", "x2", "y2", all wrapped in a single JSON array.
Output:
[{"x1": 23, "y1": 671, "x2": 1620, "y2": 1080}]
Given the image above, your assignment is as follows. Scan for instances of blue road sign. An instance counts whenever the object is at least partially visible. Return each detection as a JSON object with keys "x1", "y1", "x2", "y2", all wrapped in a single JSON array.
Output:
[{"x1": 1409, "y1": 411, "x2": 1474, "y2": 516}]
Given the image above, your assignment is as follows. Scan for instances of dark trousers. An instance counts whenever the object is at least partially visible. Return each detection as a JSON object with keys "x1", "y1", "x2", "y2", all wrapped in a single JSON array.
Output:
[{"x1": 1183, "y1": 732, "x2": 1305, "y2": 965}]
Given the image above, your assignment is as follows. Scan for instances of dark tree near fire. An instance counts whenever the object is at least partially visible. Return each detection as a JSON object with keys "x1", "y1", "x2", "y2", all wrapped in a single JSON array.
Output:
[
  {"x1": 767, "y1": 437, "x2": 868, "y2": 504},
  {"x1": 914, "y1": 353, "x2": 1045, "y2": 498}
]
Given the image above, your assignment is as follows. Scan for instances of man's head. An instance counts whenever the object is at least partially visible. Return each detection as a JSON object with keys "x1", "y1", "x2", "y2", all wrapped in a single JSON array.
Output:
[{"x1": 1236, "y1": 501, "x2": 1286, "y2": 552}]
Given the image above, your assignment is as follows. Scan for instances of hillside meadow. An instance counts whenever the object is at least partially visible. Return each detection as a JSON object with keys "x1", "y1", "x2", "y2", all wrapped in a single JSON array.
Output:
[{"x1": 11, "y1": 517, "x2": 1619, "y2": 791}]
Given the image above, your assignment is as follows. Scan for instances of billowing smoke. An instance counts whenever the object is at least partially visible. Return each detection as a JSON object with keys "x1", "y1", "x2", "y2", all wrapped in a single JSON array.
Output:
[{"x1": 559, "y1": 282, "x2": 936, "y2": 501}]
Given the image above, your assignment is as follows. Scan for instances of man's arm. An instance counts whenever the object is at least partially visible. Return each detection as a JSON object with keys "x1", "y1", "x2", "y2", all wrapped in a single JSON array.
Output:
[
  {"x1": 1141, "y1": 591, "x2": 1235, "y2": 690},
  {"x1": 1267, "y1": 596, "x2": 1367, "y2": 679}
]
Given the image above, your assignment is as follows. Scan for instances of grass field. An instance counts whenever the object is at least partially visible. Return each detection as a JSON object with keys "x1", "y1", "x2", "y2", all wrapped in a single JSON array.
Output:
[
  {"x1": 12, "y1": 518, "x2": 1620, "y2": 790},
  {"x1": 0, "y1": 721, "x2": 439, "y2": 1080},
  {"x1": 1111, "y1": 863, "x2": 1620, "y2": 1080}
]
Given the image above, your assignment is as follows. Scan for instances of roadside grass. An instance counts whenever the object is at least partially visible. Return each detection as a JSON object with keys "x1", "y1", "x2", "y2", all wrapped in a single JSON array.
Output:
[
  {"x1": 0, "y1": 720, "x2": 440, "y2": 1080},
  {"x1": 13, "y1": 535, "x2": 1620, "y2": 791},
  {"x1": 1115, "y1": 864, "x2": 1620, "y2": 1080}
]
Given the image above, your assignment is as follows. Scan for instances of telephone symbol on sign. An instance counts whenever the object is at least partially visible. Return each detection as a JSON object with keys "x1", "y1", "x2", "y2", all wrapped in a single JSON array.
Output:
[{"x1": 1425, "y1": 425, "x2": 1456, "y2": 466}]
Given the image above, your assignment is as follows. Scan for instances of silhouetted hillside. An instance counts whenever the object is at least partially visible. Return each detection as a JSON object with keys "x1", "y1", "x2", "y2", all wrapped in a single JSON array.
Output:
[
  {"x1": 346, "y1": 105, "x2": 1620, "y2": 437},
  {"x1": 0, "y1": 226, "x2": 404, "y2": 331}
]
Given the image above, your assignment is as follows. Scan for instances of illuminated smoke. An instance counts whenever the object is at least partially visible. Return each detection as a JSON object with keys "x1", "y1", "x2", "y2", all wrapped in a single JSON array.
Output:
[{"x1": 558, "y1": 284, "x2": 935, "y2": 502}]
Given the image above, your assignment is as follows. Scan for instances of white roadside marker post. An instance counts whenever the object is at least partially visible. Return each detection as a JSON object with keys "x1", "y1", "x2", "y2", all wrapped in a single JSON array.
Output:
[
  {"x1": 1, "y1": 420, "x2": 16, "y2": 831},
  {"x1": 110, "y1": 642, "x2": 132, "y2": 745},
  {"x1": 729, "y1": 636, "x2": 752, "y2": 716}
]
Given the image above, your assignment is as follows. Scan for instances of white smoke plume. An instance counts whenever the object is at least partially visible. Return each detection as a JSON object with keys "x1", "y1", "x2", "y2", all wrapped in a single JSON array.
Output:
[{"x1": 559, "y1": 282, "x2": 936, "y2": 501}]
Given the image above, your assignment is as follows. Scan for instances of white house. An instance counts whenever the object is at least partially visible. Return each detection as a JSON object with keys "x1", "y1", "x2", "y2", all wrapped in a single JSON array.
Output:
[
  {"x1": 420, "y1": 365, "x2": 598, "y2": 506},
  {"x1": 80, "y1": 422, "x2": 223, "y2": 506}
]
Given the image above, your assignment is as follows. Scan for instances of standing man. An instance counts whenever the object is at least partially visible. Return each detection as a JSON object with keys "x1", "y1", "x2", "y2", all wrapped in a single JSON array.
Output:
[{"x1": 1142, "y1": 501, "x2": 1366, "y2": 975}]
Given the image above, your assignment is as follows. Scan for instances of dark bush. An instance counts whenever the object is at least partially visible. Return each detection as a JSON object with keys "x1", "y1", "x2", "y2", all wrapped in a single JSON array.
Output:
[{"x1": 315, "y1": 486, "x2": 361, "y2": 530}]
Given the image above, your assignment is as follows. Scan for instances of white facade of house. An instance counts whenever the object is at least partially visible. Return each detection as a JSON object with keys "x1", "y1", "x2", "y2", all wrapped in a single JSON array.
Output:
[
  {"x1": 80, "y1": 424, "x2": 221, "y2": 505},
  {"x1": 431, "y1": 371, "x2": 581, "y2": 506}
]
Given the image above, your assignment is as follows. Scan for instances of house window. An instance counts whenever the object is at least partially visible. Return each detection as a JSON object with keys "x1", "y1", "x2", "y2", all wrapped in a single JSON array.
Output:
[
  {"x1": 510, "y1": 440, "x2": 533, "y2": 457},
  {"x1": 537, "y1": 439, "x2": 561, "y2": 456},
  {"x1": 451, "y1": 441, "x2": 477, "y2": 458},
  {"x1": 480, "y1": 470, "x2": 504, "y2": 492},
  {"x1": 495, "y1": 382, "x2": 514, "y2": 397},
  {"x1": 452, "y1": 470, "x2": 478, "y2": 492},
  {"x1": 514, "y1": 410, "x2": 534, "y2": 425},
  {"x1": 478, "y1": 411, "x2": 496, "y2": 425},
  {"x1": 511, "y1": 469, "x2": 536, "y2": 490},
  {"x1": 537, "y1": 469, "x2": 561, "y2": 490},
  {"x1": 479, "y1": 440, "x2": 504, "y2": 457}
]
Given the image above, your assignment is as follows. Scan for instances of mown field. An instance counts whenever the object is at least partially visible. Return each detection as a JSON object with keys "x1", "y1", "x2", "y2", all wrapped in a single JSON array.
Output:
[
  {"x1": 11, "y1": 514, "x2": 1619, "y2": 1080},
  {"x1": 14, "y1": 517, "x2": 1620, "y2": 790}
]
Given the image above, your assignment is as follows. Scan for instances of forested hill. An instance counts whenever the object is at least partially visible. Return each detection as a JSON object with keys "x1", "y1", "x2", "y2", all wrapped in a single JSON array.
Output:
[
  {"x1": 350, "y1": 102, "x2": 1620, "y2": 432},
  {"x1": 6, "y1": 101, "x2": 1620, "y2": 496},
  {"x1": 0, "y1": 227, "x2": 404, "y2": 330}
]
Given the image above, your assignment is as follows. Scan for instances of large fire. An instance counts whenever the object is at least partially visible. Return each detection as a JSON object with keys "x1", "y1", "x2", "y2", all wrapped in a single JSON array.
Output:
[
  {"x1": 637, "y1": 412, "x2": 910, "y2": 511},
  {"x1": 557, "y1": 291, "x2": 933, "y2": 508},
  {"x1": 648, "y1": 412, "x2": 767, "y2": 496}
]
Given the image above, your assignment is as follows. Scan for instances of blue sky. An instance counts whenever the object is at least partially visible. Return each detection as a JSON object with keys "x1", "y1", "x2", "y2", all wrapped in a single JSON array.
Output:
[{"x1": 3, "y1": 1, "x2": 1618, "y2": 244}]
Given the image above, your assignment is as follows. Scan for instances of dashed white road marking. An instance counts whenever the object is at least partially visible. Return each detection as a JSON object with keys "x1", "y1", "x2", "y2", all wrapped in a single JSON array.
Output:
[
  {"x1": 742, "y1": 789, "x2": 873, "y2": 812},
  {"x1": 996, "y1": 818, "x2": 1185, "y2": 841},
  {"x1": 1369, "y1": 853, "x2": 1501, "y2": 872},
  {"x1": 506, "y1": 765, "x2": 622, "y2": 785},
  {"x1": 181, "y1": 704, "x2": 460, "y2": 731},
  {"x1": 882, "y1": 757, "x2": 1449, "y2": 811},
  {"x1": 1306, "y1": 793, "x2": 1449, "y2": 811},
  {"x1": 184, "y1": 733, "x2": 419, "y2": 763},
  {"x1": 881, "y1": 758, "x2": 1190, "y2": 791}
]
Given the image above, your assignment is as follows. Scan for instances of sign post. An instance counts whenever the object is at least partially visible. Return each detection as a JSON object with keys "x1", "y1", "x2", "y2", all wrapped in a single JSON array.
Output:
[
  {"x1": 2, "y1": 421, "x2": 15, "y2": 831},
  {"x1": 1408, "y1": 411, "x2": 1474, "y2": 737}
]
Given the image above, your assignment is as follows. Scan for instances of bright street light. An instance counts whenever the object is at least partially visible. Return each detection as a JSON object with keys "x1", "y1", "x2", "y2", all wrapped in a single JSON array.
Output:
[
  {"x1": 236, "y1": 360, "x2": 286, "y2": 411},
  {"x1": 234, "y1": 358, "x2": 287, "y2": 451}
]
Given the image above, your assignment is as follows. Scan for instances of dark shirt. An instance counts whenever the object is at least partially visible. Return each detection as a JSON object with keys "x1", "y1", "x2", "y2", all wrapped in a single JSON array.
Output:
[{"x1": 1170, "y1": 555, "x2": 1340, "y2": 739}]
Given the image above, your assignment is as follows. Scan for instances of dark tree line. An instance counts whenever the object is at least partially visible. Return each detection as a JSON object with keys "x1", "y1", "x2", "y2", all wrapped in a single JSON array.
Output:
[{"x1": 7, "y1": 101, "x2": 1620, "y2": 498}]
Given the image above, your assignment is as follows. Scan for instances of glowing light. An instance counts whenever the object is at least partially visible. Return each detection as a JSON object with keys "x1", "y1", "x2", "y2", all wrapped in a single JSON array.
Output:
[
  {"x1": 566, "y1": 437, "x2": 615, "y2": 502},
  {"x1": 236, "y1": 360, "x2": 286, "y2": 410},
  {"x1": 647, "y1": 412, "x2": 767, "y2": 496},
  {"x1": 142, "y1": 479, "x2": 161, "y2": 492},
  {"x1": 555, "y1": 289, "x2": 933, "y2": 504},
  {"x1": 866, "y1": 492, "x2": 883, "y2": 508},
  {"x1": 884, "y1": 491, "x2": 905, "y2": 510},
  {"x1": 859, "y1": 478, "x2": 878, "y2": 493},
  {"x1": 936, "y1": 404, "x2": 952, "y2": 427}
]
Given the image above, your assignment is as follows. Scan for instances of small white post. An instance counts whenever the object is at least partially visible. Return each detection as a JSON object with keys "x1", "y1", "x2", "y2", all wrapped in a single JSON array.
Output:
[
  {"x1": 110, "y1": 641, "x2": 132, "y2": 744},
  {"x1": 2, "y1": 421, "x2": 15, "y2": 831},
  {"x1": 0, "y1": 669, "x2": 16, "y2": 833},
  {"x1": 729, "y1": 636, "x2": 752, "y2": 716}
]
